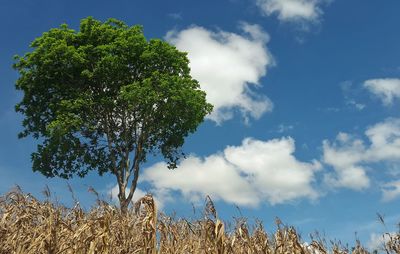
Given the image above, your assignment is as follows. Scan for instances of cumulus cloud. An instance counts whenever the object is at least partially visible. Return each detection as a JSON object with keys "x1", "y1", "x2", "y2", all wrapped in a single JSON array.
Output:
[
  {"x1": 323, "y1": 133, "x2": 370, "y2": 190},
  {"x1": 256, "y1": 0, "x2": 323, "y2": 22},
  {"x1": 323, "y1": 118, "x2": 400, "y2": 191},
  {"x1": 364, "y1": 78, "x2": 400, "y2": 106},
  {"x1": 141, "y1": 137, "x2": 321, "y2": 207},
  {"x1": 166, "y1": 23, "x2": 274, "y2": 124}
]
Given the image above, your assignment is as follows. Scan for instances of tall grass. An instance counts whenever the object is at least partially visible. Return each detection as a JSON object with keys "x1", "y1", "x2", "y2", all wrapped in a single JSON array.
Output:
[{"x1": 0, "y1": 187, "x2": 398, "y2": 253}]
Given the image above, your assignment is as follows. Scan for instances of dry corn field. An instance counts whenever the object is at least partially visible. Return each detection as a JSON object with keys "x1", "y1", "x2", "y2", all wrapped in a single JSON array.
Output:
[{"x1": 0, "y1": 188, "x2": 399, "y2": 254}]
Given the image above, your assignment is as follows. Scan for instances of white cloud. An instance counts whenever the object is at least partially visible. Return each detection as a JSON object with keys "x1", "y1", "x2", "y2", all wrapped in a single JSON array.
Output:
[
  {"x1": 367, "y1": 232, "x2": 395, "y2": 252},
  {"x1": 382, "y1": 180, "x2": 400, "y2": 202},
  {"x1": 141, "y1": 137, "x2": 321, "y2": 207},
  {"x1": 166, "y1": 23, "x2": 274, "y2": 124},
  {"x1": 364, "y1": 78, "x2": 400, "y2": 106},
  {"x1": 366, "y1": 118, "x2": 400, "y2": 161},
  {"x1": 323, "y1": 133, "x2": 370, "y2": 190},
  {"x1": 256, "y1": 0, "x2": 323, "y2": 22},
  {"x1": 323, "y1": 118, "x2": 400, "y2": 192}
]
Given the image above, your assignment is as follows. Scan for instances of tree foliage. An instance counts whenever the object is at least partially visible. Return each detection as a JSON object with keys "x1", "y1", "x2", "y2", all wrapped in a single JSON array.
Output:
[{"x1": 14, "y1": 17, "x2": 213, "y2": 212}]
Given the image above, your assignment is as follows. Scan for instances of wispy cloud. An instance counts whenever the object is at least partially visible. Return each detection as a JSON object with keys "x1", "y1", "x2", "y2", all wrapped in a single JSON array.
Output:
[
  {"x1": 167, "y1": 12, "x2": 182, "y2": 20},
  {"x1": 346, "y1": 99, "x2": 366, "y2": 111},
  {"x1": 340, "y1": 81, "x2": 366, "y2": 111},
  {"x1": 276, "y1": 124, "x2": 294, "y2": 133}
]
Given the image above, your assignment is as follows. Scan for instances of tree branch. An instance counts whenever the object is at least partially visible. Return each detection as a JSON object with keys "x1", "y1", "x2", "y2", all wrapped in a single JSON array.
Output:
[
  {"x1": 105, "y1": 112, "x2": 125, "y2": 201},
  {"x1": 126, "y1": 135, "x2": 143, "y2": 203}
]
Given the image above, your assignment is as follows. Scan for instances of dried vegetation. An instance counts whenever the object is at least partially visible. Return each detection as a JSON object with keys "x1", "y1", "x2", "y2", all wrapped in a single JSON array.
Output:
[{"x1": 0, "y1": 188, "x2": 399, "y2": 254}]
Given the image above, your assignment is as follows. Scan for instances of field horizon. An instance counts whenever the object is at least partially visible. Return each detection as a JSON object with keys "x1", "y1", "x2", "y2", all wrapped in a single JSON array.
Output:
[{"x1": 1, "y1": 186, "x2": 398, "y2": 254}]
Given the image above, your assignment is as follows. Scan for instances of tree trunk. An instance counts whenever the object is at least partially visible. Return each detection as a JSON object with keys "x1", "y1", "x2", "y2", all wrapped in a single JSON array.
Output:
[
  {"x1": 119, "y1": 197, "x2": 129, "y2": 215},
  {"x1": 116, "y1": 142, "x2": 143, "y2": 215},
  {"x1": 117, "y1": 176, "x2": 129, "y2": 215}
]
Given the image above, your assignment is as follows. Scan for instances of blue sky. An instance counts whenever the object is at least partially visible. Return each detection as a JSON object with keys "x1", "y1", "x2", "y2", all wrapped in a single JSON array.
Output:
[{"x1": 1, "y1": 0, "x2": 400, "y2": 250}]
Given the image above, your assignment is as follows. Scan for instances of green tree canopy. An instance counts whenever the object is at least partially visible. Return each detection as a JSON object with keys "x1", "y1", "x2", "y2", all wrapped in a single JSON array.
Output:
[{"x1": 14, "y1": 17, "x2": 213, "y2": 213}]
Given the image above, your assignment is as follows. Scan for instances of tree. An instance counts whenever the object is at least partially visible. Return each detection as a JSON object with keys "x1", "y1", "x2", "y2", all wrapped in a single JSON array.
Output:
[{"x1": 14, "y1": 17, "x2": 213, "y2": 213}]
